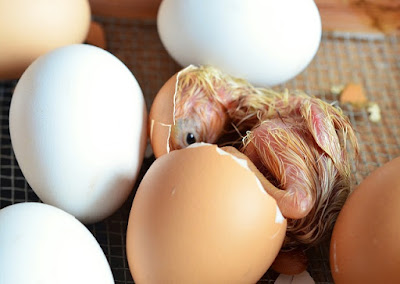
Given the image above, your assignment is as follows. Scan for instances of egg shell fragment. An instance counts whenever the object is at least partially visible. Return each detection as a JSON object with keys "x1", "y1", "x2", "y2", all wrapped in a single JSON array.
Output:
[
  {"x1": 127, "y1": 143, "x2": 286, "y2": 283},
  {"x1": 0, "y1": 202, "x2": 114, "y2": 284},
  {"x1": 148, "y1": 65, "x2": 197, "y2": 158},
  {"x1": 9, "y1": 44, "x2": 147, "y2": 224},
  {"x1": 330, "y1": 156, "x2": 400, "y2": 283},
  {"x1": 148, "y1": 72, "x2": 178, "y2": 157}
]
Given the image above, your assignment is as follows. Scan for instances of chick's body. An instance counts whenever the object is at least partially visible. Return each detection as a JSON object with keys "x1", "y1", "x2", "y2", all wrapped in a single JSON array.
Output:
[
  {"x1": 242, "y1": 97, "x2": 355, "y2": 250},
  {"x1": 164, "y1": 65, "x2": 358, "y2": 254}
]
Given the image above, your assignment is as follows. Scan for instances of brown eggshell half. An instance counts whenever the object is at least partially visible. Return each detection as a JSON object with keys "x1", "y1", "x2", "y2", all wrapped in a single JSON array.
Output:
[
  {"x1": 330, "y1": 156, "x2": 400, "y2": 283},
  {"x1": 126, "y1": 143, "x2": 287, "y2": 283},
  {"x1": 148, "y1": 73, "x2": 177, "y2": 158}
]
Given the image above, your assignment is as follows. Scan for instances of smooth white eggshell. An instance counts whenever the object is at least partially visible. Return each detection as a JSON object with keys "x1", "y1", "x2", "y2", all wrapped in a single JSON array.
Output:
[
  {"x1": 157, "y1": 0, "x2": 322, "y2": 86},
  {"x1": 0, "y1": 202, "x2": 114, "y2": 284},
  {"x1": 9, "y1": 44, "x2": 147, "y2": 224}
]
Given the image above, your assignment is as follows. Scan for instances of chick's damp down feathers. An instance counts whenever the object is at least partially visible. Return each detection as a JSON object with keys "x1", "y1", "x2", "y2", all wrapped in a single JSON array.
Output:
[
  {"x1": 170, "y1": 65, "x2": 228, "y2": 150},
  {"x1": 168, "y1": 65, "x2": 359, "y2": 250},
  {"x1": 241, "y1": 93, "x2": 358, "y2": 249}
]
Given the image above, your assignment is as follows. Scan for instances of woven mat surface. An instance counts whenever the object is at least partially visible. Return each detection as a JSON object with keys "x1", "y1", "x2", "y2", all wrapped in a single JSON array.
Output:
[{"x1": 0, "y1": 17, "x2": 399, "y2": 283}]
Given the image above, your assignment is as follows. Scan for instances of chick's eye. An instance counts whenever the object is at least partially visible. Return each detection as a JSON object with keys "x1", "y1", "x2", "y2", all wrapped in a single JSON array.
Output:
[{"x1": 186, "y1": 133, "x2": 196, "y2": 145}]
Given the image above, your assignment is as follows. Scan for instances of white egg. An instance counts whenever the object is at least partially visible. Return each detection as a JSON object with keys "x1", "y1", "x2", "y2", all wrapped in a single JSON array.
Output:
[
  {"x1": 0, "y1": 202, "x2": 114, "y2": 284},
  {"x1": 157, "y1": 0, "x2": 321, "y2": 86},
  {"x1": 9, "y1": 44, "x2": 147, "y2": 224}
]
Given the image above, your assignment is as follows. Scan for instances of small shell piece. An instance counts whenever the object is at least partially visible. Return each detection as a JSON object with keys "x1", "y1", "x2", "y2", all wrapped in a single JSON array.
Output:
[
  {"x1": 367, "y1": 102, "x2": 381, "y2": 122},
  {"x1": 339, "y1": 83, "x2": 367, "y2": 106}
]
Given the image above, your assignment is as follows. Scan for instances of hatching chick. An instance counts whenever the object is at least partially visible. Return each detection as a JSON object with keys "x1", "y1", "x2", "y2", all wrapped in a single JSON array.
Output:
[
  {"x1": 167, "y1": 65, "x2": 359, "y2": 250},
  {"x1": 240, "y1": 93, "x2": 359, "y2": 249}
]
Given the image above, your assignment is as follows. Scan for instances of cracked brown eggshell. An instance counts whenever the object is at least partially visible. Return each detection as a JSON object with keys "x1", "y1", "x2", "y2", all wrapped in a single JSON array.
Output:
[
  {"x1": 148, "y1": 72, "x2": 177, "y2": 158},
  {"x1": 126, "y1": 143, "x2": 287, "y2": 283}
]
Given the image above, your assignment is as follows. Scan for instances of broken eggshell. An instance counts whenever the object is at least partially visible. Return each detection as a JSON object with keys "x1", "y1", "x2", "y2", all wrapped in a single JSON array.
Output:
[
  {"x1": 148, "y1": 66, "x2": 358, "y2": 273},
  {"x1": 126, "y1": 143, "x2": 287, "y2": 283},
  {"x1": 148, "y1": 71, "x2": 178, "y2": 157},
  {"x1": 149, "y1": 65, "x2": 225, "y2": 158}
]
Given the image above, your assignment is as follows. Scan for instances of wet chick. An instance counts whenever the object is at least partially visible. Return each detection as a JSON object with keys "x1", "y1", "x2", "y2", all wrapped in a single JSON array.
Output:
[
  {"x1": 240, "y1": 93, "x2": 359, "y2": 250},
  {"x1": 165, "y1": 65, "x2": 359, "y2": 258}
]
